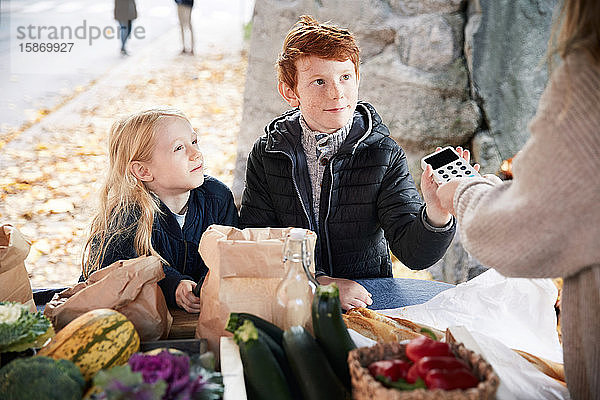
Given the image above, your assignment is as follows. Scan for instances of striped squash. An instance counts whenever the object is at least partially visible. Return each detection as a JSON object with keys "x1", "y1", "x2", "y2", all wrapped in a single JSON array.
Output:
[{"x1": 38, "y1": 308, "x2": 140, "y2": 381}]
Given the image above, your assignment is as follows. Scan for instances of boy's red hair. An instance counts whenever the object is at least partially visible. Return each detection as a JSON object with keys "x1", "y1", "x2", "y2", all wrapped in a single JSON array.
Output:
[{"x1": 277, "y1": 15, "x2": 360, "y2": 91}]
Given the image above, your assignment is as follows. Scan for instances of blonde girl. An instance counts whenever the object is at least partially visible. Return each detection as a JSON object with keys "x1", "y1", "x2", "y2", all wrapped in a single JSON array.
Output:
[{"x1": 82, "y1": 108, "x2": 238, "y2": 312}]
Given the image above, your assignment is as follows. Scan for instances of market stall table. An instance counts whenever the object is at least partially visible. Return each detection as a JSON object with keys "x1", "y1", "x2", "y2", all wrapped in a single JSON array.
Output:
[
  {"x1": 168, "y1": 278, "x2": 453, "y2": 338},
  {"x1": 167, "y1": 308, "x2": 199, "y2": 339},
  {"x1": 32, "y1": 288, "x2": 201, "y2": 340},
  {"x1": 34, "y1": 278, "x2": 453, "y2": 338}
]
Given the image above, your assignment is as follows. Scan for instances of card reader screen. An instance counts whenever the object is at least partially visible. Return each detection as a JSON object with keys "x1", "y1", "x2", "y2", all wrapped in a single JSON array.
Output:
[{"x1": 424, "y1": 148, "x2": 459, "y2": 169}]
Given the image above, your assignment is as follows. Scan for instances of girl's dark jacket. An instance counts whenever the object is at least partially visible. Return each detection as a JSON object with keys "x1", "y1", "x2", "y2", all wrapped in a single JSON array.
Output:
[
  {"x1": 85, "y1": 176, "x2": 238, "y2": 308},
  {"x1": 239, "y1": 102, "x2": 455, "y2": 279}
]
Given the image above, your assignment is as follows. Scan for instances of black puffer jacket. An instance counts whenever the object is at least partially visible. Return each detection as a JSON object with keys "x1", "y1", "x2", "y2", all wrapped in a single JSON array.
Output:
[{"x1": 239, "y1": 102, "x2": 455, "y2": 278}]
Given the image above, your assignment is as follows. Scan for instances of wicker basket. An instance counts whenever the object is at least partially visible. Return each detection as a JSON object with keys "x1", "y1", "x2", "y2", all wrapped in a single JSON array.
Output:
[{"x1": 348, "y1": 341, "x2": 499, "y2": 400}]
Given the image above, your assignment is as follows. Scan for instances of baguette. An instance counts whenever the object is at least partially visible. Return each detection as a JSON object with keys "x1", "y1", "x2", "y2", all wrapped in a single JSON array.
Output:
[
  {"x1": 342, "y1": 314, "x2": 421, "y2": 342},
  {"x1": 389, "y1": 317, "x2": 445, "y2": 340},
  {"x1": 345, "y1": 308, "x2": 444, "y2": 341},
  {"x1": 513, "y1": 349, "x2": 566, "y2": 384},
  {"x1": 343, "y1": 314, "x2": 401, "y2": 342},
  {"x1": 346, "y1": 307, "x2": 407, "y2": 331}
]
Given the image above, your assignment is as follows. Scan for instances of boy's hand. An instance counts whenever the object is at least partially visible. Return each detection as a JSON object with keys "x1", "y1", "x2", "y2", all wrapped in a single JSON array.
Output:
[
  {"x1": 176, "y1": 279, "x2": 202, "y2": 313},
  {"x1": 317, "y1": 276, "x2": 373, "y2": 311},
  {"x1": 421, "y1": 164, "x2": 453, "y2": 225},
  {"x1": 421, "y1": 146, "x2": 480, "y2": 224}
]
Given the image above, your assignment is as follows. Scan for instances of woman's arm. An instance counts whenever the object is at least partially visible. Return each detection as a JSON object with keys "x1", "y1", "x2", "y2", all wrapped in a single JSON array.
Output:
[{"x1": 447, "y1": 56, "x2": 600, "y2": 279}]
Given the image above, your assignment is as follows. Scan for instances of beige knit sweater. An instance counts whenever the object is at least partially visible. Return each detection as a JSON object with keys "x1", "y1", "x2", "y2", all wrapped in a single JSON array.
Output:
[{"x1": 453, "y1": 53, "x2": 600, "y2": 400}]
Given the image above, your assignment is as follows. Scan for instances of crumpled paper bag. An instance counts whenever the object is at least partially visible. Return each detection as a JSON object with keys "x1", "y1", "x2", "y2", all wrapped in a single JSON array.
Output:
[
  {"x1": 0, "y1": 225, "x2": 36, "y2": 313},
  {"x1": 195, "y1": 225, "x2": 316, "y2": 356},
  {"x1": 44, "y1": 256, "x2": 172, "y2": 341}
]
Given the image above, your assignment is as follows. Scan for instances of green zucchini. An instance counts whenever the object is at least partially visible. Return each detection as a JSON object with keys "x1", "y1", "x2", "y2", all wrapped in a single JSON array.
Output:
[
  {"x1": 256, "y1": 329, "x2": 302, "y2": 400},
  {"x1": 233, "y1": 320, "x2": 293, "y2": 400},
  {"x1": 283, "y1": 326, "x2": 348, "y2": 400},
  {"x1": 312, "y1": 283, "x2": 356, "y2": 389},
  {"x1": 226, "y1": 312, "x2": 284, "y2": 346}
]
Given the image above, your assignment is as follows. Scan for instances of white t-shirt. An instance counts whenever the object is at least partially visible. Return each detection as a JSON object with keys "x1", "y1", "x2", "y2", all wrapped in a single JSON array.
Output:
[{"x1": 173, "y1": 212, "x2": 186, "y2": 229}]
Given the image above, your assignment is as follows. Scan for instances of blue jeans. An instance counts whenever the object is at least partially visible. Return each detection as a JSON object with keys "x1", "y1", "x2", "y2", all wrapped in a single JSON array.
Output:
[
  {"x1": 119, "y1": 20, "x2": 132, "y2": 51},
  {"x1": 355, "y1": 278, "x2": 453, "y2": 310}
]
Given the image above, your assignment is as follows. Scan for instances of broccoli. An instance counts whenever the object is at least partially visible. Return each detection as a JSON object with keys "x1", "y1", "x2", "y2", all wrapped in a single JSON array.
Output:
[{"x1": 0, "y1": 356, "x2": 85, "y2": 400}]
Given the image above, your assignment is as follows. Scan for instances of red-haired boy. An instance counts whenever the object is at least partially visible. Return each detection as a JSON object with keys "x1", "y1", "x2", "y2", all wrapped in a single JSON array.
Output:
[{"x1": 240, "y1": 16, "x2": 457, "y2": 310}]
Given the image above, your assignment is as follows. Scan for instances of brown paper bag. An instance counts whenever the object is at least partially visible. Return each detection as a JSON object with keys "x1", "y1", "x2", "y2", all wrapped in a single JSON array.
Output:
[
  {"x1": 195, "y1": 225, "x2": 316, "y2": 355},
  {"x1": 44, "y1": 256, "x2": 172, "y2": 341},
  {"x1": 0, "y1": 224, "x2": 36, "y2": 313}
]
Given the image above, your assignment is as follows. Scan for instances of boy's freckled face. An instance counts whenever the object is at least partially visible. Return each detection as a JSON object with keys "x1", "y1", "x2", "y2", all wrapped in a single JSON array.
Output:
[{"x1": 291, "y1": 56, "x2": 359, "y2": 133}]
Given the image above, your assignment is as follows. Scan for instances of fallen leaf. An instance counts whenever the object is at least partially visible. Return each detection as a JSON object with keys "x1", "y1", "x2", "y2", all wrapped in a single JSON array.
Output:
[
  {"x1": 31, "y1": 238, "x2": 51, "y2": 255},
  {"x1": 39, "y1": 198, "x2": 75, "y2": 214}
]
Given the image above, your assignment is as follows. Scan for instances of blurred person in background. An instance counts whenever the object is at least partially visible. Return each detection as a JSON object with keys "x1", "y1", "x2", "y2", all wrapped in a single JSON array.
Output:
[
  {"x1": 115, "y1": 0, "x2": 137, "y2": 55},
  {"x1": 175, "y1": 0, "x2": 195, "y2": 55}
]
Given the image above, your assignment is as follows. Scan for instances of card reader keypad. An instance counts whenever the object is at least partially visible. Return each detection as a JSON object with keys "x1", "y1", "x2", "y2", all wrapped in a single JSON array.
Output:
[
  {"x1": 434, "y1": 160, "x2": 478, "y2": 182},
  {"x1": 435, "y1": 166, "x2": 477, "y2": 182}
]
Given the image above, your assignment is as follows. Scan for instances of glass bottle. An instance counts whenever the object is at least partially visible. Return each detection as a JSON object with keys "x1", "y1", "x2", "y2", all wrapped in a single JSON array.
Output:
[{"x1": 273, "y1": 228, "x2": 316, "y2": 332}]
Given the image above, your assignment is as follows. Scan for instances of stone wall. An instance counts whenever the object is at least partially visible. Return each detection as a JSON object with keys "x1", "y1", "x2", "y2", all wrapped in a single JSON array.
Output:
[
  {"x1": 232, "y1": 0, "x2": 557, "y2": 283},
  {"x1": 466, "y1": 0, "x2": 557, "y2": 173}
]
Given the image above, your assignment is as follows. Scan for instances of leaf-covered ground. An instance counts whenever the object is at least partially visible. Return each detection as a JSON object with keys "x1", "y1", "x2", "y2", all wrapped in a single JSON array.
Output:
[
  {"x1": 1, "y1": 44, "x2": 429, "y2": 290},
  {"x1": 0, "y1": 52, "x2": 247, "y2": 288}
]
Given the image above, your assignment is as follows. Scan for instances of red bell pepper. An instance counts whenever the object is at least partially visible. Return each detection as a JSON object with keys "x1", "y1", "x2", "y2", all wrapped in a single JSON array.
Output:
[
  {"x1": 405, "y1": 336, "x2": 452, "y2": 362},
  {"x1": 406, "y1": 363, "x2": 420, "y2": 384},
  {"x1": 368, "y1": 359, "x2": 412, "y2": 382},
  {"x1": 425, "y1": 368, "x2": 480, "y2": 390},
  {"x1": 415, "y1": 356, "x2": 470, "y2": 378}
]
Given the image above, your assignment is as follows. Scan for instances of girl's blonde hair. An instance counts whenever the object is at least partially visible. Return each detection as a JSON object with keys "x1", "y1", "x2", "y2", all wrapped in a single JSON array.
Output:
[{"x1": 82, "y1": 107, "x2": 189, "y2": 278}]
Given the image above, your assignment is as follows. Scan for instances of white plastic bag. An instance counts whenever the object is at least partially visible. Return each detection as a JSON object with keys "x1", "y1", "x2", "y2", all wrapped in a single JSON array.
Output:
[
  {"x1": 382, "y1": 269, "x2": 563, "y2": 363},
  {"x1": 348, "y1": 329, "x2": 377, "y2": 348},
  {"x1": 448, "y1": 327, "x2": 570, "y2": 400}
]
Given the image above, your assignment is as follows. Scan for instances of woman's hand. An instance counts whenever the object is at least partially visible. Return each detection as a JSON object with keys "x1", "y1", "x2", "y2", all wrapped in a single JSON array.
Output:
[
  {"x1": 175, "y1": 279, "x2": 202, "y2": 313},
  {"x1": 436, "y1": 179, "x2": 462, "y2": 215},
  {"x1": 437, "y1": 175, "x2": 501, "y2": 217},
  {"x1": 317, "y1": 276, "x2": 373, "y2": 311},
  {"x1": 421, "y1": 147, "x2": 479, "y2": 223}
]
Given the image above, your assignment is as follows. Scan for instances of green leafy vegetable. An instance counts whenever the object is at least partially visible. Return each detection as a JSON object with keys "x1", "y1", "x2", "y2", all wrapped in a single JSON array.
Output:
[
  {"x1": 91, "y1": 365, "x2": 167, "y2": 400},
  {"x1": 0, "y1": 302, "x2": 54, "y2": 353},
  {"x1": 188, "y1": 354, "x2": 224, "y2": 400},
  {"x1": 419, "y1": 327, "x2": 438, "y2": 341},
  {"x1": 89, "y1": 351, "x2": 223, "y2": 400},
  {"x1": 376, "y1": 375, "x2": 427, "y2": 391}
]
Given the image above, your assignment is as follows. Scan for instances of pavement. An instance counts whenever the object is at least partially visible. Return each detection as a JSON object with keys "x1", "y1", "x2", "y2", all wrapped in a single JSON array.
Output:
[
  {"x1": 0, "y1": 0, "x2": 254, "y2": 130},
  {"x1": 0, "y1": 0, "x2": 175, "y2": 130},
  {"x1": 0, "y1": 6, "x2": 251, "y2": 288}
]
